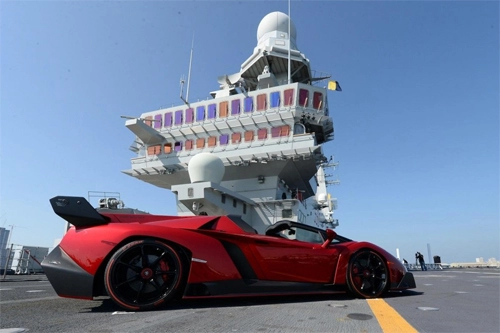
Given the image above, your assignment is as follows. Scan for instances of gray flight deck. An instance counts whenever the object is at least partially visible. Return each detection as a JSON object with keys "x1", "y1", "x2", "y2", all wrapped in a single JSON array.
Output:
[{"x1": 1, "y1": 269, "x2": 499, "y2": 333}]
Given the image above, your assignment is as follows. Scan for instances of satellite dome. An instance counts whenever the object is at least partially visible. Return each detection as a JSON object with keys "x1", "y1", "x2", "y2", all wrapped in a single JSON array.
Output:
[
  {"x1": 188, "y1": 153, "x2": 225, "y2": 183},
  {"x1": 257, "y1": 11, "x2": 297, "y2": 43}
]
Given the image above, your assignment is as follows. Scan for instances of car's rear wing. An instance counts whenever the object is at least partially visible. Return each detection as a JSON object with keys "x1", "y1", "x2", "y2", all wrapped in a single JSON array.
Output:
[{"x1": 50, "y1": 196, "x2": 109, "y2": 227}]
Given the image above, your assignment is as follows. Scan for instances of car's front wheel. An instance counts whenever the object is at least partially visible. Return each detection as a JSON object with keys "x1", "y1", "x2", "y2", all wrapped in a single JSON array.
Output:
[
  {"x1": 104, "y1": 239, "x2": 185, "y2": 311},
  {"x1": 346, "y1": 250, "x2": 388, "y2": 298}
]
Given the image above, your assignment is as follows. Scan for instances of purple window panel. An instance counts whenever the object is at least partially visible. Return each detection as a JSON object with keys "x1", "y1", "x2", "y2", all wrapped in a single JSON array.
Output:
[
  {"x1": 244, "y1": 97, "x2": 253, "y2": 113},
  {"x1": 185, "y1": 108, "x2": 194, "y2": 123},
  {"x1": 207, "y1": 104, "x2": 216, "y2": 119},
  {"x1": 220, "y1": 134, "x2": 229, "y2": 145},
  {"x1": 231, "y1": 99, "x2": 240, "y2": 115},
  {"x1": 174, "y1": 110, "x2": 183, "y2": 125},
  {"x1": 299, "y1": 89, "x2": 309, "y2": 106},
  {"x1": 270, "y1": 92, "x2": 280, "y2": 108},
  {"x1": 164, "y1": 112, "x2": 173, "y2": 127},
  {"x1": 154, "y1": 114, "x2": 162, "y2": 129},
  {"x1": 174, "y1": 141, "x2": 182, "y2": 152},
  {"x1": 196, "y1": 106, "x2": 205, "y2": 121}
]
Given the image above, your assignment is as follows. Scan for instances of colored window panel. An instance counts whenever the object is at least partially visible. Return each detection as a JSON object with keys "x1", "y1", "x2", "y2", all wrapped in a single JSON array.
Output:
[
  {"x1": 299, "y1": 89, "x2": 309, "y2": 107},
  {"x1": 148, "y1": 144, "x2": 161, "y2": 155},
  {"x1": 154, "y1": 114, "x2": 162, "y2": 129},
  {"x1": 219, "y1": 101, "x2": 228, "y2": 118},
  {"x1": 196, "y1": 106, "x2": 205, "y2": 121},
  {"x1": 208, "y1": 136, "x2": 217, "y2": 147},
  {"x1": 174, "y1": 141, "x2": 183, "y2": 152},
  {"x1": 244, "y1": 130, "x2": 254, "y2": 142},
  {"x1": 164, "y1": 112, "x2": 173, "y2": 127},
  {"x1": 257, "y1": 94, "x2": 267, "y2": 111},
  {"x1": 196, "y1": 138, "x2": 205, "y2": 149},
  {"x1": 281, "y1": 125, "x2": 290, "y2": 136},
  {"x1": 271, "y1": 127, "x2": 281, "y2": 138},
  {"x1": 257, "y1": 128, "x2": 268, "y2": 140},
  {"x1": 185, "y1": 140, "x2": 193, "y2": 150},
  {"x1": 313, "y1": 92, "x2": 323, "y2": 110},
  {"x1": 284, "y1": 88, "x2": 294, "y2": 106},
  {"x1": 270, "y1": 92, "x2": 280, "y2": 108},
  {"x1": 144, "y1": 116, "x2": 153, "y2": 127},
  {"x1": 220, "y1": 134, "x2": 229, "y2": 145},
  {"x1": 185, "y1": 108, "x2": 194, "y2": 123},
  {"x1": 174, "y1": 110, "x2": 183, "y2": 125},
  {"x1": 231, "y1": 132, "x2": 241, "y2": 144},
  {"x1": 231, "y1": 99, "x2": 240, "y2": 115},
  {"x1": 164, "y1": 143, "x2": 172, "y2": 154},
  {"x1": 208, "y1": 104, "x2": 217, "y2": 119},
  {"x1": 244, "y1": 97, "x2": 253, "y2": 112}
]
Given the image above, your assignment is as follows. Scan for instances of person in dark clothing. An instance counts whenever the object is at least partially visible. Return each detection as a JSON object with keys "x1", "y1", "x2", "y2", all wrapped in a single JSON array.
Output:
[{"x1": 415, "y1": 252, "x2": 427, "y2": 271}]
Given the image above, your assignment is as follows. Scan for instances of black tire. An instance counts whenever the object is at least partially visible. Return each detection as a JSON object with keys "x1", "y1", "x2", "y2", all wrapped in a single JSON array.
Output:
[
  {"x1": 346, "y1": 250, "x2": 389, "y2": 298},
  {"x1": 104, "y1": 239, "x2": 185, "y2": 311}
]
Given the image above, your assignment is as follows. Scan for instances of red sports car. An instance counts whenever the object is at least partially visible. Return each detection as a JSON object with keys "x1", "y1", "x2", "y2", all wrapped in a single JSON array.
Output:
[{"x1": 42, "y1": 196, "x2": 416, "y2": 311}]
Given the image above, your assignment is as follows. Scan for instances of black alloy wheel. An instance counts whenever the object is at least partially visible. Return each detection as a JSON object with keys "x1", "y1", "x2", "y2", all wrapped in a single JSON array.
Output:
[
  {"x1": 104, "y1": 239, "x2": 184, "y2": 311},
  {"x1": 346, "y1": 250, "x2": 388, "y2": 298}
]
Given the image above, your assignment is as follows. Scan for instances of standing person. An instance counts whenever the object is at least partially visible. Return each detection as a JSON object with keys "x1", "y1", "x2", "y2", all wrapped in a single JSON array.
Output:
[{"x1": 415, "y1": 252, "x2": 427, "y2": 271}]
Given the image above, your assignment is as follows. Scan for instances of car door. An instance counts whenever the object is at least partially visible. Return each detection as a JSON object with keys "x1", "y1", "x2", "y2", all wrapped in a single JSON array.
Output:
[{"x1": 249, "y1": 226, "x2": 339, "y2": 283}]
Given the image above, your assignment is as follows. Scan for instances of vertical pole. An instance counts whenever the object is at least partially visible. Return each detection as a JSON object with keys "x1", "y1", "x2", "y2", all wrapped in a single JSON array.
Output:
[{"x1": 287, "y1": 0, "x2": 291, "y2": 84}]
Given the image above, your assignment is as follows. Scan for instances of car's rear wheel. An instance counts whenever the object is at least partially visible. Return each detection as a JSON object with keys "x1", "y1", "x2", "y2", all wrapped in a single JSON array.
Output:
[
  {"x1": 104, "y1": 239, "x2": 185, "y2": 311},
  {"x1": 346, "y1": 250, "x2": 388, "y2": 298}
]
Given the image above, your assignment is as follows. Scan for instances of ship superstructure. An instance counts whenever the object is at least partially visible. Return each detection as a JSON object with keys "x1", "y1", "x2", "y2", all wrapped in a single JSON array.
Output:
[{"x1": 122, "y1": 12, "x2": 339, "y2": 233}]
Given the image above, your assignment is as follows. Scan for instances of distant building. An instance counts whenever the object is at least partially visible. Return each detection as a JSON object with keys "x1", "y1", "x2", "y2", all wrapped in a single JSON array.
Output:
[
  {"x1": 11, "y1": 246, "x2": 49, "y2": 274},
  {"x1": 0, "y1": 227, "x2": 11, "y2": 269}
]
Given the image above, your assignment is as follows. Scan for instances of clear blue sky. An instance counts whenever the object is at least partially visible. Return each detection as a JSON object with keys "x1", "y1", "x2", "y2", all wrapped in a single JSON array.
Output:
[{"x1": 1, "y1": 1, "x2": 498, "y2": 264}]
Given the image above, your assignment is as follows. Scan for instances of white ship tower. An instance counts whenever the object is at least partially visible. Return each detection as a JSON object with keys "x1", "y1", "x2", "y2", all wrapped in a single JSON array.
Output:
[{"x1": 122, "y1": 12, "x2": 340, "y2": 233}]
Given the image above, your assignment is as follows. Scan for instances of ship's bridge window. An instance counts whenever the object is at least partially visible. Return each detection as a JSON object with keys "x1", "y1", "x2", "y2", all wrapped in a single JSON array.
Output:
[
  {"x1": 196, "y1": 106, "x2": 205, "y2": 121},
  {"x1": 208, "y1": 103, "x2": 217, "y2": 119},
  {"x1": 258, "y1": 128, "x2": 268, "y2": 140},
  {"x1": 148, "y1": 144, "x2": 161, "y2": 155},
  {"x1": 208, "y1": 136, "x2": 217, "y2": 147},
  {"x1": 164, "y1": 112, "x2": 173, "y2": 127},
  {"x1": 257, "y1": 94, "x2": 267, "y2": 111},
  {"x1": 284, "y1": 88, "x2": 294, "y2": 106},
  {"x1": 220, "y1": 134, "x2": 229, "y2": 145},
  {"x1": 231, "y1": 99, "x2": 240, "y2": 115},
  {"x1": 185, "y1": 108, "x2": 194, "y2": 123},
  {"x1": 174, "y1": 110, "x2": 183, "y2": 125},
  {"x1": 196, "y1": 138, "x2": 205, "y2": 149},
  {"x1": 232, "y1": 132, "x2": 241, "y2": 144},
  {"x1": 219, "y1": 101, "x2": 229, "y2": 118},
  {"x1": 145, "y1": 116, "x2": 153, "y2": 127},
  {"x1": 164, "y1": 143, "x2": 173, "y2": 154},
  {"x1": 185, "y1": 140, "x2": 193, "y2": 150},
  {"x1": 244, "y1": 96, "x2": 253, "y2": 113},
  {"x1": 174, "y1": 141, "x2": 183, "y2": 152},
  {"x1": 313, "y1": 92, "x2": 323, "y2": 110},
  {"x1": 271, "y1": 125, "x2": 290, "y2": 138},
  {"x1": 154, "y1": 114, "x2": 162, "y2": 129},
  {"x1": 299, "y1": 89, "x2": 309, "y2": 107},
  {"x1": 270, "y1": 91, "x2": 280, "y2": 108},
  {"x1": 244, "y1": 130, "x2": 254, "y2": 142}
]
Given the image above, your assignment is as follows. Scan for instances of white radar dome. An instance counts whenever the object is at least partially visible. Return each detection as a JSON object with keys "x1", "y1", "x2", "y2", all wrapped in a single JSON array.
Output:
[
  {"x1": 257, "y1": 11, "x2": 297, "y2": 43},
  {"x1": 188, "y1": 153, "x2": 225, "y2": 183}
]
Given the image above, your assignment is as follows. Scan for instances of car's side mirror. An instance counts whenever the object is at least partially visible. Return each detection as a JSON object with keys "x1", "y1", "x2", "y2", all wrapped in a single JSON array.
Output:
[{"x1": 321, "y1": 229, "x2": 337, "y2": 248}]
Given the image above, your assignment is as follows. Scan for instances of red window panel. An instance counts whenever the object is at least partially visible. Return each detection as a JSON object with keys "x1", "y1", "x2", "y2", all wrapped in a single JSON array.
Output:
[
  {"x1": 257, "y1": 128, "x2": 268, "y2": 140},
  {"x1": 257, "y1": 94, "x2": 267, "y2": 111},
  {"x1": 313, "y1": 91, "x2": 323, "y2": 110},
  {"x1": 284, "y1": 88, "x2": 294, "y2": 106},
  {"x1": 208, "y1": 136, "x2": 217, "y2": 147},
  {"x1": 164, "y1": 143, "x2": 172, "y2": 154},
  {"x1": 298, "y1": 89, "x2": 309, "y2": 107},
  {"x1": 219, "y1": 101, "x2": 229, "y2": 118},
  {"x1": 196, "y1": 138, "x2": 205, "y2": 149},
  {"x1": 231, "y1": 132, "x2": 242, "y2": 144},
  {"x1": 244, "y1": 130, "x2": 254, "y2": 142},
  {"x1": 185, "y1": 140, "x2": 193, "y2": 150}
]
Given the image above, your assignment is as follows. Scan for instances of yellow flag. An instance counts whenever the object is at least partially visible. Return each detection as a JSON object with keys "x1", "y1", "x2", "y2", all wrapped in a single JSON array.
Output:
[{"x1": 328, "y1": 80, "x2": 342, "y2": 91}]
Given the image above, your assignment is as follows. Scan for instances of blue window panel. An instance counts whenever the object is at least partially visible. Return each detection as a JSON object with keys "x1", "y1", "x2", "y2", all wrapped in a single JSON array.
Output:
[
  {"x1": 174, "y1": 141, "x2": 183, "y2": 152},
  {"x1": 208, "y1": 104, "x2": 216, "y2": 119},
  {"x1": 231, "y1": 99, "x2": 240, "y2": 115},
  {"x1": 196, "y1": 106, "x2": 205, "y2": 121},
  {"x1": 270, "y1": 92, "x2": 280, "y2": 108},
  {"x1": 154, "y1": 114, "x2": 162, "y2": 129},
  {"x1": 220, "y1": 134, "x2": 229, "y2": 145},
  {"x1": 164, "y1": 112, "x2": 173, "y2": 127},
  {"x1": 174, "y1": 110, "x2": 183, "y2": 125},
  {"x1": 244, "y1": 97, "x2": 253, "y2": 113}
]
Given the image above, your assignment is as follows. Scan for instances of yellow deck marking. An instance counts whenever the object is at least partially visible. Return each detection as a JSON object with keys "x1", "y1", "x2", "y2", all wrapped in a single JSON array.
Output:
[{"x1": 367, "y1": 298, "x2": 418, "y2": 333}]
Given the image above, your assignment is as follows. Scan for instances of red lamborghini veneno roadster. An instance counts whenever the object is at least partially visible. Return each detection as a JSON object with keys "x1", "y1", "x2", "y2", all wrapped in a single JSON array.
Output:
[{"x1": 42, "y1": 196, "x2": 416, "y2": 311}]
